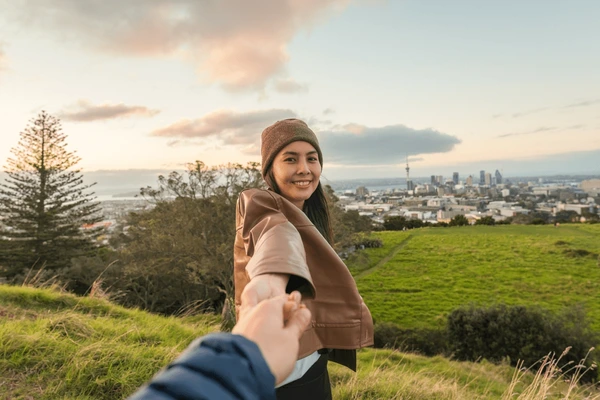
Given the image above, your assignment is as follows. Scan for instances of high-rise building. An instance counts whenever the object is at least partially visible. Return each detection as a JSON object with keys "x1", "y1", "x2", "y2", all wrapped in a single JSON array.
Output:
[
  {"x1": 466, "y1": 175, "x2": 473, "y2": 186},
  {"x1": 356, "y1": 186, "x2": 368, "y2": 197},
  {"x1": 407, "y1": 180, "x2": 415, "y2": 191},
  {"x1": 485, "y1": 172, "x2": 492, "y2": 186},
  {"x1": 431, "y1": 175, "x2": 436, "y2": 185},
  {"x1": 495, "y1": 169, "x2": 503, "y2": 184},
  {"x1": 480, "y1": 170, "x2": 485, "y2": 185},
  {"x1": 436, "y1": 175, "x2": 443, "y2": 185},
  {"x1": 452, "y1": 172, "x2": 459, "y2": 184}
]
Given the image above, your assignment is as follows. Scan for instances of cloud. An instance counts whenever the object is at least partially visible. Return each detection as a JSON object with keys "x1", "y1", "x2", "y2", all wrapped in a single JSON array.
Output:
[
  {"x1": 494, "y1": 98, "x2": 600, "y2": 119},
  {"x1": 323, "y1": 108, "x2": 335, "y2": 115},
  {"x1": 497, "y1": 126, "x2": 556, "y2": 138},
  {"x1": 8, "y1": 0, "x2": 355, "y2": 91},
  {"x1": 273, "y1": 78, "x2": 309, "y2": 94},
  {"x1": 497, "y1": 124, "x2": 585, "y2": 138},
  {"x1": 564, "y1": 99, "x2": 600, "y2": 108},
  {"x1": 58, "y1": 100, "x2": 160, "y2": 122},
  {"x1": 150, "y1": 108, "x2": 296, "y2": 149},
  {"x1": 318, "y1": 124, "x2": 461, "y2": 165}
]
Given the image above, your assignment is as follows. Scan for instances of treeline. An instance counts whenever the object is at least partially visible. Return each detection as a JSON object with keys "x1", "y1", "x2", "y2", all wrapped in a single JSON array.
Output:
[
  {"x1": 0, "y1": 113, "x2": 372, "y2": 316},
  {"x1": 383, "y1": 211, "x2": 599, "y2": 231}
]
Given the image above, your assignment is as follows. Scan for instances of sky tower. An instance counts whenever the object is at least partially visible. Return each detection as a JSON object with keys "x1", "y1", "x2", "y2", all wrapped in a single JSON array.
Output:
[{"x1": 405, "y1": 156, "x2": 414, "y2": 191}]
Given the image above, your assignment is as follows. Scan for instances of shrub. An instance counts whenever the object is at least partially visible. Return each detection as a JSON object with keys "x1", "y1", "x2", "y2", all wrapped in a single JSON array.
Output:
[
  {"x1": 374, "y1": 322, "x2": 448, "y2": 356},
  {"x1": 447, "y1": 304, "x2": 598, "y2": 382}
]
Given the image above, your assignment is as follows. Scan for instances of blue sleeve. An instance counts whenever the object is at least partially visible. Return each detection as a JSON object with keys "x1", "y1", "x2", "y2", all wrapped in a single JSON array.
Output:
[{"x1": 128, "y1": 333, "x2": 276, "y2": 400}]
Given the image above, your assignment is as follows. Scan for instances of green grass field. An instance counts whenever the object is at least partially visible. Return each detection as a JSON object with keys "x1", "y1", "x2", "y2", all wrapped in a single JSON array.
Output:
[
  {"x1": 351, "y1": 224, "x2": 600, "y2": 331},
  {"x1": 2, "y1": 285, "x2": 599, "y2": 399}
]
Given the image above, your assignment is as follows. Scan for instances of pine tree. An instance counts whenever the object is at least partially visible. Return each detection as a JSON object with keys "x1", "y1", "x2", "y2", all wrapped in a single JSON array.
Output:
[{"x1": 0, "y1": 111, "x2": 103, "y2": 277}]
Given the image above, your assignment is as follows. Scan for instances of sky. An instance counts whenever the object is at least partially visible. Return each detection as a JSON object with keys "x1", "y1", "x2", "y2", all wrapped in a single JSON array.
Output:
[{"x1": 1, "y1": 0, "x2": 599, "y2": 188}]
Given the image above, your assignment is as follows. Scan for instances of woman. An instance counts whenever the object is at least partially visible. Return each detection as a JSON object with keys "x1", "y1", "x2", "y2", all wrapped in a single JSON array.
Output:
[{"x1": 234, "y1": 119, "x2": 373, "y2": 399}]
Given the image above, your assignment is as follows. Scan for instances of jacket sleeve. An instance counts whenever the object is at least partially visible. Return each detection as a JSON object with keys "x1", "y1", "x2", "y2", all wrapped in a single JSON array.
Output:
[
  {"x1": 237, "y1": 189, "x2": 316, "y2": 298},
  {"x1": 127, "y1": 333, "x2": 276, "y2": 400}
]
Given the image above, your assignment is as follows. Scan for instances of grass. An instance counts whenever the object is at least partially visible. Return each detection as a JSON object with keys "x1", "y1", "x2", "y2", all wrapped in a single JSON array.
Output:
[
  {"x1": 351, "y1": 224, "x2": 600, "y2": 330},
  {"x1": 1, "y1": 284, "x2": 599, "y2": 399},
  {"x1": 0, "y1": 285, "x2": 219, "y2": 399}
]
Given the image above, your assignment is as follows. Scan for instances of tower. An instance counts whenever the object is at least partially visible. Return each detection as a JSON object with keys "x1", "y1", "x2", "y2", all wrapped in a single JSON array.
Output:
[{"x1": 405, "y1": 156, "x2": 412, "y2": 191}]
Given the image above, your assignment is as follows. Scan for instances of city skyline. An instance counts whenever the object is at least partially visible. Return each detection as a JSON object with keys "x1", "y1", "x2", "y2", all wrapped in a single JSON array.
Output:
[{"x1": 1, "y1": 0, "x2": 599, "y2": 181}]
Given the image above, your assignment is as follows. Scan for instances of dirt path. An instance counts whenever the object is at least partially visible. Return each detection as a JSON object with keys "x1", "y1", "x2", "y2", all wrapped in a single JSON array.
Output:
[{"x1": 356, "y1": 234, "x2": 413, "y2": 279}]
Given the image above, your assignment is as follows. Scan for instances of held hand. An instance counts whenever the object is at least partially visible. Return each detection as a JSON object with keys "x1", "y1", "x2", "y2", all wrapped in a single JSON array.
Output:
[
  {"x1": 233, "y1": 291, "x2": 311, "y2": 385},
  {"x1": 240, "y1": 273, "x2": 289, "y2": 311}
]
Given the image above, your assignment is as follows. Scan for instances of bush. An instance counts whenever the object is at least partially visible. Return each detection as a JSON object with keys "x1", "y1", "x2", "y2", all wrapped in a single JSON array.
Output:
[
  {"x1": 374, "y1": 322, "x2": 448, "y2": 356},
  {"x1": 447, "y1": 304, "x2": 598, "y2": 382}
]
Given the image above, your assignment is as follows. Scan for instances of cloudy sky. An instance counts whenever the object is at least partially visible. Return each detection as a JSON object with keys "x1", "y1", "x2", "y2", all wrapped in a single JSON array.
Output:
[{"x1": 1, "y1": 0, "x2": 599, "y2": 184}]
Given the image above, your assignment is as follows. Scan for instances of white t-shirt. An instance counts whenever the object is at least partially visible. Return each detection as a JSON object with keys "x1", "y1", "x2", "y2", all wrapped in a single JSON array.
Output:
[{"x1": 275, "y1": 351, "x2": 320, "y2": 388}]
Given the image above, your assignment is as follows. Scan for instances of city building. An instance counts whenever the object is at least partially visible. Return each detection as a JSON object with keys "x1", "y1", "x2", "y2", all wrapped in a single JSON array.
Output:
[
  {"x1": 356, "y1": 186, "x2": 368, "y2": 197},
  {"x1": 485, "y1": 172, "x2": 492, "y2": 186},
  {"x1": 466, "y1": 175, "x2": 473, "y2": 186},
  {"x1": 495, "y1": 169, "x2": 503, "y2": 184},
  {"x1": 480, "y1": 170, "x2": 485, "y2": 185},
  {"x1": 452, "y1": 172, "x2": 459, "y2": 185}
]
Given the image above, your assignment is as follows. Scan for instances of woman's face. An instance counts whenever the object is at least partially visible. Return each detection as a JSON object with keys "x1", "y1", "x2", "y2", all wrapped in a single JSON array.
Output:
[{"x1": 271, "y1": 141, "x2": 321, "y2": 209}]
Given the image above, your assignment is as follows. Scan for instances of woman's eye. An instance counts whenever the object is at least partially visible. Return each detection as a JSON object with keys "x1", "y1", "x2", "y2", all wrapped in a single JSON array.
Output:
[{"x1": 284, "y1": 158, "x2": 295, "y2": 162}]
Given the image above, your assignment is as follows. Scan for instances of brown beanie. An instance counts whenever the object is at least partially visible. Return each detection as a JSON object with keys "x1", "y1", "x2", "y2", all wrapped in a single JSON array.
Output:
[{"x1": 260, "y1": 119, "x2": 323, "y2": 178}]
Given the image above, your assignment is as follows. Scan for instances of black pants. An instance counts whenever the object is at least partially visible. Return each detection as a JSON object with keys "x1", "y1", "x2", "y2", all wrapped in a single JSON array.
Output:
[{"x1": 276, "y1": 354, "x2": 332, "y2": 400}]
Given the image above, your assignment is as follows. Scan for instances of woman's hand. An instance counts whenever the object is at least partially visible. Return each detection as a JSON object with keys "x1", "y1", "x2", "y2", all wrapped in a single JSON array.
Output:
[{"x1": 240, "y1": 273, "x2": 289, "y2": 311}]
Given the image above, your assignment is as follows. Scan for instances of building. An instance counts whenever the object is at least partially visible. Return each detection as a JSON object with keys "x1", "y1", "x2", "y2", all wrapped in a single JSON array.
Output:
[
  {"x1": 466, "y1": 175, "x2": 473, "y2": 186},
  {"x1": 431, "y1": 175, "x2": 436, "y2": 185},
  {"x1": 407, "y1": 180, "x2": 415, "y2": 191},
  {"x1": 356, "y1": 186, "x2": 368, "y2": 197},
  {"x1": 495, "y1": 169, "x2": 503, "y2": 184},
  {"x1": 452, "y1": 172, "x2": 459, "y2": 184},
  {"x1": 485, "y1": 172, "x2": 492, "y2": 186},
  {"x1": 480, "y1": 170, "x2": 485, "y2": 185}
]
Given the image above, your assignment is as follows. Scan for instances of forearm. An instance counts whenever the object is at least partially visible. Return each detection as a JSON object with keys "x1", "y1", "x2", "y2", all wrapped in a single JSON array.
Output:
[{"x1": 128, "y1": 334, "x2": 276, "y2": 400}]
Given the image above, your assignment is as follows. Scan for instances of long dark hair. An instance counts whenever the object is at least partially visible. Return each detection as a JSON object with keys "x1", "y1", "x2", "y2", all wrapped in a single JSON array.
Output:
[{"x1": 265, "y1": 170, "x2": 333, "y2": 245}]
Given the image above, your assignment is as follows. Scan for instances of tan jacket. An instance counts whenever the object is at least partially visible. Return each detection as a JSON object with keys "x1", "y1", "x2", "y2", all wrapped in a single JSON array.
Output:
[{"x1": 234, "y1": 189, "x2": 374, "y2": 369}]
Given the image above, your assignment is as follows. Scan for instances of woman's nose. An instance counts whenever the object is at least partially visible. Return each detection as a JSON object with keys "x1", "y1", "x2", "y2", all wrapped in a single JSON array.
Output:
[{"x1": 297, "y1": 159, "x2": 311, "y2": 174}]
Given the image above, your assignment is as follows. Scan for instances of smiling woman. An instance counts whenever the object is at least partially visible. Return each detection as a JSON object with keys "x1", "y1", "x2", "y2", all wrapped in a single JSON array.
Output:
[{"x1": 233, "y1": 119, "x2": 374, "y2": 400}]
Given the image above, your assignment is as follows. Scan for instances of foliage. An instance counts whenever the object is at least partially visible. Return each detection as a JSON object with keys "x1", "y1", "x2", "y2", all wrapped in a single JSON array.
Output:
[
  {"x1": 383, "y1": 215, "x2": 427, "y2": 231},
  {"x1": 373, "y1": 322, "x2": 448, "y2": 356},
  {"x1": 448, "y1": 214, "x2": 469, "y2": 226},
  {"x1": 447, "y1": 304, "x2": 598, "y2": 382},
  {"x1": 475, "y1": 216, "x2": 496, "y2": 226},
  {"x1": 555, "y1": 210, "x2": 581, "y2": 224},
  {"x1": 110, "y1": 161, "x2": 264, "y2": 315},
  {"x1": 324, "y1": 185, "x2": 372, "y2": 250},
  {"x1": 0, "y1": 111, "x2": 103, "y2": 277}
]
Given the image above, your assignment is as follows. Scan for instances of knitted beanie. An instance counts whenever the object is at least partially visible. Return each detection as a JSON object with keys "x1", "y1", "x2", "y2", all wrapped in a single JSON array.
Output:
[{"x1": 260, "y1": 119, "x2": 323, "y2": 178}]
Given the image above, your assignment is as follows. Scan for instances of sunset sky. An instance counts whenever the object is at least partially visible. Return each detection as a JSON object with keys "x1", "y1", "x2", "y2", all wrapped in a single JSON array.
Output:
[{"x1": 1, "y1": 0, "x2": 599, "y2": 183}]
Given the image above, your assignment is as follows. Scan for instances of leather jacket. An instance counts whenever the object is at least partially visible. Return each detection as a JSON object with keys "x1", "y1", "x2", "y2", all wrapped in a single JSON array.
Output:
[{"x1": 234, "y1": 189, "x2": 374, "y2": 370}]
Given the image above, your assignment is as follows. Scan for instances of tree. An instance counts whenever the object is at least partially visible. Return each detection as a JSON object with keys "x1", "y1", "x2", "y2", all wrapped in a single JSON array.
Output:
[
  {"x1": 0, "y1": 111, "x2": 102, "y2": 278},
  {"x1": 448, "y1": 214, "x2": 469, "y2": 226},
  {"x1": 383, "y1": 216, "x2": 407, "y2": 231},
  {"x1": 475, "y1": 216, "x2": 495, "y2": 226},
  {"x1": 111, "y1": 161, "x2": 264, "y2": 315}
]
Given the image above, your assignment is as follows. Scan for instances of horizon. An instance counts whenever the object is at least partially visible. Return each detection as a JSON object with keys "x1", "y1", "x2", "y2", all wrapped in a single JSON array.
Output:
[{"x1": 1, "y1": 1, "x2": 599, "y2": 180}]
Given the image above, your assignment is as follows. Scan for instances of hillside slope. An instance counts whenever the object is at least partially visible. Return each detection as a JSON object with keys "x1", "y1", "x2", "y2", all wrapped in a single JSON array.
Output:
[
  {"x1": 1, "y1": 285, "x2": 599, "y2": 399},
  {"x1": 351, "y1": 224, "x2": 600, "y2": 330}
]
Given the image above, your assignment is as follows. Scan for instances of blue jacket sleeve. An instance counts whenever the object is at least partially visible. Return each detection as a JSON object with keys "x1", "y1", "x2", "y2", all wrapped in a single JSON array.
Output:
[{"x1": 128, "y1": 333, "x2": 276, "y2": 400}]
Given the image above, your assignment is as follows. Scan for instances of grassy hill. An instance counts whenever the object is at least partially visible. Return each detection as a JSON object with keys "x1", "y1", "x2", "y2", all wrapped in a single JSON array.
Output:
[
  {"x1": 2, "y1": 285, "x2": 600, "y2": 399},
  {"x1": 350, "y1": 224, "x2": 600, "y2": 331},
  {"x1": 2, "y1": 223, "x2": 600, "y2": 399}
]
